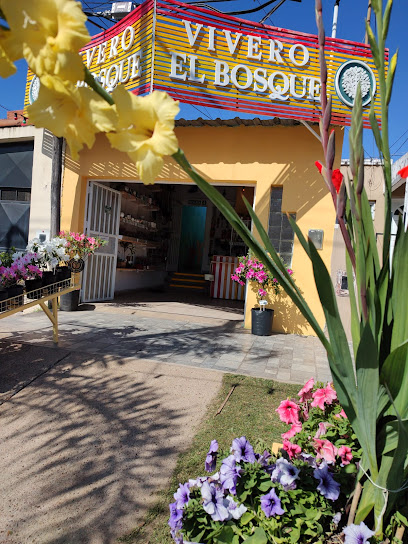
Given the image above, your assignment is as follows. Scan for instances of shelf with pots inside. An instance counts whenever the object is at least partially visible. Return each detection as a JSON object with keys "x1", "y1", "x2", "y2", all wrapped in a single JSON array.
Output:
[
  {"x1": 119, "y1": 235, "x2": 160, "y2": 248},
  {"x1": 120, "y1": 190, "x2": 160, "y2": 211}
]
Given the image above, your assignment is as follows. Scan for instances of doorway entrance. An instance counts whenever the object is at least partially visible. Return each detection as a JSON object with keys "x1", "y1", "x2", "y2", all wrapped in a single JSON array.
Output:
[{"x1": 179, "y1": 205, "x2": 207, "y2": 273}]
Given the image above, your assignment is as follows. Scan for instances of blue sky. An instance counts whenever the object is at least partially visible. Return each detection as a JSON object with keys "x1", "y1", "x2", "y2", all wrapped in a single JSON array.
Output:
[{"x1": 0, "y1": 0, "x2": 407, "y2": 160}]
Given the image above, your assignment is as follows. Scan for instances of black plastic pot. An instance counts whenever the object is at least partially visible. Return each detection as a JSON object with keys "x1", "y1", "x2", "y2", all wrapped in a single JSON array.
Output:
[
  {"x1": 60, "y1": 289, "x2": 80, "y2": 311},
  {"x1": 25, "y1": 278, "x2": 43, "y2": 299},
  {"x1": 0, "y1": 288, "x2": 7, "y2": 312},
  {"x1": 42, "y1": 270, "x2": 57, "y2": 295},
  {"x1": 7, "y1": 284, "x2": 24, "y2": 308},
  {"x1": 56, "y1": 266, "x2": 71, "y2": 282},
  {"x1": 251, "y1": 308, "x2": 274, "y2": 336}
]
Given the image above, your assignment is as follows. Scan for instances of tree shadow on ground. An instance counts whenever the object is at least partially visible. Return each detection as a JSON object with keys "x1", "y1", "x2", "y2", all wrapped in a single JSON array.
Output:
[
  {"x1": 0, "y1": 347, "x2": 221, "y2": 544},
  {"x1": 2, "y1": 314, "x2": 281, "y2": 369}
]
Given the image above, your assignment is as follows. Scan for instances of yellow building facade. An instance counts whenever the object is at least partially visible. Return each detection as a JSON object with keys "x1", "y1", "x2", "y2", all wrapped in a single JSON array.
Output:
[{"x1": 61, "y1": 118, "x2": 344, "y2": 335}]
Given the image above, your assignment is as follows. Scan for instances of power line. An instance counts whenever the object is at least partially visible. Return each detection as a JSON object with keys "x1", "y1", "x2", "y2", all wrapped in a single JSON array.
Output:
[
  {"x1": 390, "y1": 128, "x2": 408, "y2": 150},
  {"x1": 392, "y1": 136, "x2": 408, "y2": 157},
  {"x1": 191, "y1": 104, "x2": 214, "y2": 120}
]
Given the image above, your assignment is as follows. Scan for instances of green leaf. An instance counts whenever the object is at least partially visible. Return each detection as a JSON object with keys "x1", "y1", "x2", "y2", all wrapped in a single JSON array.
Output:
[
  {"x1": 369, "y1": 105, "x2": 383, "y2": 153},
  {"x1": 243, "y1": 527, "x2": 268, "y2": 543},
  {"x1": 382, "y1": 0, "x2": 393, "y2": 42},
  {"x1": 377, "y1": 418, "x2": 408, "y2": 455},
  {"x1": 307, "y1": 242, "x2": 358, "y2": 425},
  {"x1": 355, "y1": 480, "x2": 375, "y2": 524},
  {"x1": 240, "y1": 512, "x2": 255, "y2": 526},
  {"x1": 215, "y1": 525, "x2": 237, "y2": 544},
  {"x1": 345, "y1": 251, "x2": 360, "y2": 355},
  {"x1": 365, "y1": 22, "x2": 381, "y2": 69},
  {"x1": 385, "y1": 50, "x2": 398, "y2": 105},
  {"x1": 381, "y1": 341, "x2": 408, "y2": 419},
  {"x1": 390, "y1": 225, "x2": 408, "y2": 350},
  {"x1": 355, "y1": 323, "x2": 379, "y2": 475}
]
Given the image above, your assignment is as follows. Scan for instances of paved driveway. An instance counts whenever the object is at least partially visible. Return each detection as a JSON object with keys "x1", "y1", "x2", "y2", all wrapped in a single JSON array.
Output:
[{"x1": 0, "y1": 293, "x2": 332, "y2": 385}]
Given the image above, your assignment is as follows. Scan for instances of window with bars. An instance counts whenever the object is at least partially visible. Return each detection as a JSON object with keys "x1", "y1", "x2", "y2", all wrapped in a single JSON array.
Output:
[
  {"x1": 0, "y1": 188, "x2": 31, "y2": 201},
  {"x1": 268, "y1": 187, "x2": 296, "y2": 266}
]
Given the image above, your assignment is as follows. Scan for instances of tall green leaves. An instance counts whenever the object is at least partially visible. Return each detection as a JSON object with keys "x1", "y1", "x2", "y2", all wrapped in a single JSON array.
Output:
[{"x1": 172, "y1": 0, "x2": 407, "y2": 534}]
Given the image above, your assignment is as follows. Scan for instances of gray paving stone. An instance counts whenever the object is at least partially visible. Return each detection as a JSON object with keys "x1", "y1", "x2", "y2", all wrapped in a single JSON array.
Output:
[{"x1": 1, "y1": 299, "x2": 332, "y2": 383}]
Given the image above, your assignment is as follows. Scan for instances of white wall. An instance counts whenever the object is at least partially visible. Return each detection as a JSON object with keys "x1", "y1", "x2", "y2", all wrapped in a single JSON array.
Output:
[{"x1": 0, "y1": 126, "x2": 53, "y2": 241}]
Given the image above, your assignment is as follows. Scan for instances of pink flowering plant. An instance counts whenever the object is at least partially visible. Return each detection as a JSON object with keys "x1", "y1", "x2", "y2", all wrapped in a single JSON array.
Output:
[
  {"x1": 59, "y1": 231, "x2": 107, "y2": 261},
  {"x1": 231, "y1": 253, "x2": 293, "y2": 301},
  {"x1": 169, "y1": 381, "x2": 362, "y2": 544},
  {"x1": 277, "y1": 378, "x2": 361, "y2": 475},
  {"x1": 0, "y1": 252, "x2": 42, "y2": 288}
]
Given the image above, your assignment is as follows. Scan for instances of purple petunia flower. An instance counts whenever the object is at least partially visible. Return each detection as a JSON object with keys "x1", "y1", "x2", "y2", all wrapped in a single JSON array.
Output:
[
  {"x1": 174, "y1": 483, "x2": 190, "y2": 509},
  {"x1": 168, "y1": 501, "x2": 183, "y2": 530},
  {"x1": 205, "y1": 440, "x2": 219, "y2": 472},
  {"x1": 301, "y1": 453, "x2": 318, "y2": 468},
  {"x1": 188, "y1": 476, "x2": 207, "y2": 488},
  {"x1": 231, "y1": 436, "x2": 256, "y2": 463},
  {"x1": 255, "y1": 450, "x2": 272, "y2": 467},
  {"x1": 343, "y1": 522, "x2": 374, "y2": 544},
  {"x1": 220, "y1": 455, "x2": 242, "y2": 495},
  {"x1": 270, "y1": 458, "x2": 300, "y2": 490},
  {"x1": 201, "y1": 481, "x2": 229, "y2": 521},
  {"x1": 313, "y1": 461, "x2": 341, "y2": 501},
  {"x1": 225, "y1": 496, "x2": 247, "y2": 520},
  {"x1": 260, "y1": 488, "x2": 285, "y2": 518}
]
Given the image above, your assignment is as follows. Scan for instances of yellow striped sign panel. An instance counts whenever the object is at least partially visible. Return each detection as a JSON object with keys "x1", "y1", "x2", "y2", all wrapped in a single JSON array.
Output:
[
  {"x1": 24, "y1": 0, "x2": 386, "y2": 128},
  {"x1": 153, "y1": 0, "x2": 385, "y2": 127}
]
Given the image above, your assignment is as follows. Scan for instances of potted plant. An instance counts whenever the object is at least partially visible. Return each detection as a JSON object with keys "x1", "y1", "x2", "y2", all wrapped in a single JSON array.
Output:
[
  {"x1": 231, "y1": 253, "x2": 294, "y2": 336},
  {"x1": 26, "y1": 237, "x2": 70, "y2": 292},
  {"x1": 25, "y1": 263, "x2": 44, "y2": 299},
  {"x1": 0, "y1": 263, "x2": 24, "y2": 309},
  {"x1": 58, "y1": 231, "x2": 107, "y2": 311}
]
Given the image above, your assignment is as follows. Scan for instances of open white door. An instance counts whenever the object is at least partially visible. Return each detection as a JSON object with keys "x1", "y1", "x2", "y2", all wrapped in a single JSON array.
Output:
[{"x1": 81, "y1": 182, "x2": 121, "y2": 302}]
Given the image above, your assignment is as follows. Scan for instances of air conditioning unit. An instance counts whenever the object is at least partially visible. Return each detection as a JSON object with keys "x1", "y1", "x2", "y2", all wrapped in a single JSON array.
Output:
[{"x1": 111, "y1": 2, "x2": 133, "y2": 20}]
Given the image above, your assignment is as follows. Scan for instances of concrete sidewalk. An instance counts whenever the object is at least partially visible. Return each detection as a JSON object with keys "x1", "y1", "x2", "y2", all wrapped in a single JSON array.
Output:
[
  {"x1": 0, "y1": 343, "x2": 224, "y2": 544},
  {"x1": 0, "y1": 295, "x2": 332, "y2": 385}
]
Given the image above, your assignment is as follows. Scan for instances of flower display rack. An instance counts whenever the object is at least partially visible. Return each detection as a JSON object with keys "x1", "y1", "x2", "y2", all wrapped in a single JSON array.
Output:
[{"x1": 0, "y1": 274, "x2": 81, "y2": 344}]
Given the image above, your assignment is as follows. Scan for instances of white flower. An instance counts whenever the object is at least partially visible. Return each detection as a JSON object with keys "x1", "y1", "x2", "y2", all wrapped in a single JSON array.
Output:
[{"x1": 12, "y1": 251, "x2": 24, "y2": 260}]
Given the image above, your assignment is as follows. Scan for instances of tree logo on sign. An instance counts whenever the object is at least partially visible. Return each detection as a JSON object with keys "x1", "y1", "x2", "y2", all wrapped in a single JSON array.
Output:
[{"x1": 335, "y1": 60, "x2": 376, "y2": 108}]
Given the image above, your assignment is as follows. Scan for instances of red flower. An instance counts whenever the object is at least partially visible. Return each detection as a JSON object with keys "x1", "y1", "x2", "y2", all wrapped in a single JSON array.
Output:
[
  {"x1": 398, "y1": 166, "x2": 408, "y2": 178},
  {"x1": 332, "y1": 169, "x2": 343, "y2": 193},
  {"x1": 315, "y1": 162, "x2": 344, "y2": 193}
]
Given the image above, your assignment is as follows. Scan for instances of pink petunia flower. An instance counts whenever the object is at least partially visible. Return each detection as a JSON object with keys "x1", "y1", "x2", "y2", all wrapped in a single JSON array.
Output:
[
  {"x1": 283, "y1": 440, "x2": 302, "y2": 459},
  {"x1": 334, "y1": 409, "x2": 347, "y2": 419},
  {"x1": 311, "y1": 382, "x2": 337, "y2": 411},
  {"x1": 338, "y1": 446, "x2": 353, "y2": 466},
  {"x1": 276, "y1": 399, "x2": 300, "y2": 425},
  {"x1": 298, "y1": 378, "x2": 315, "y2": 403},
  {"x1": 314, "y1": 422, "x2": 333, "y2": 439},
  {"x1": 258, "y1": 288, "x2": 267, "y2": 297},
  {"x1": 314, "y1": 439, "x2": 337, "y2": 464},
  {"x1": 281, "y1": 422, "x2": 302, "y2": 440}
]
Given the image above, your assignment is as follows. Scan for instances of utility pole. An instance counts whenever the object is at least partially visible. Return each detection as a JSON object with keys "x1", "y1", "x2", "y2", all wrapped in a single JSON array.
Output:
[
  {"x1": 331, "y1": 0, "x2": 341, "y2": 38},
  {"x1": 50, "y1": 135, "x2": 63, "y2": 238},
  {"x1": 364, "y1": 0, "x2": 372, "y2": 45}
]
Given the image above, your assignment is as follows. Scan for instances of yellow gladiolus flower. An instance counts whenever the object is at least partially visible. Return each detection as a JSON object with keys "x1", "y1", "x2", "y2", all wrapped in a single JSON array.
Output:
[
  {"x1": 0, "y1": 0, "x2": 89, "y2": 83},
  {"x1": 0, "y1": 41, "x2": 15, "y2": 77},
  {"x1": 27, "y1": 77, "x2": 118, "y2": 160},
  {"x1": 107, "y1": 86, "x2": 180, "y2": 184}
]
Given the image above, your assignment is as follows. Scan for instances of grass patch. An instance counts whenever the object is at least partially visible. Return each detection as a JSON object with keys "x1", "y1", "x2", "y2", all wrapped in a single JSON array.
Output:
[{"x1": 118, "y1": 373, "x2": 299, "y2": 544}]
